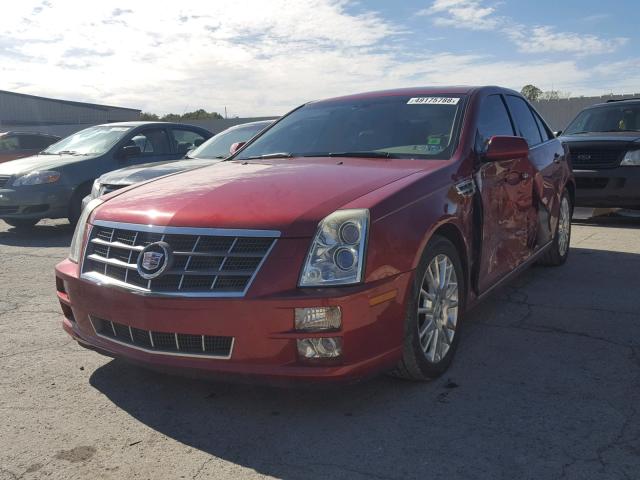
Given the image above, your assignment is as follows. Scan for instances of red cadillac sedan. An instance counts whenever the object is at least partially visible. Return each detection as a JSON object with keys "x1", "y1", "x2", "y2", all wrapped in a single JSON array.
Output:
[{"x1": 55, "y1": 86, "x2": 573, "y2": 384}]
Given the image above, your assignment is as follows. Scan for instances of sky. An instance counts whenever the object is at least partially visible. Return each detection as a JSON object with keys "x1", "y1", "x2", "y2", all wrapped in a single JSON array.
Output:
[{"x1": 1, "y1": 0, "x2": 638, "y2": 116}]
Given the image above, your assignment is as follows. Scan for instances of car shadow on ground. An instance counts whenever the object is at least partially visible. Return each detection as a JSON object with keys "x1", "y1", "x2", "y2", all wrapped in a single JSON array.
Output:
[
  {"x1": 89, "y1": 245, "x2": 640, "y2": 479},
  {"x1": 0, "y1": 221, "x2": 73, "y2": 247}
]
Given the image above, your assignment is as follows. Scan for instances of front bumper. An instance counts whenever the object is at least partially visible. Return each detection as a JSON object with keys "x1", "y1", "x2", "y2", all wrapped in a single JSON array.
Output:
[
  {"x1": 574, "y1": 167, "x2": 640, "y2": 208},
  {"x1": 55, "y1": 259, "x2": 411, "y2": 385},
  {"x1": 0, "y1": 183, "x2": 71, "y2": 220}
]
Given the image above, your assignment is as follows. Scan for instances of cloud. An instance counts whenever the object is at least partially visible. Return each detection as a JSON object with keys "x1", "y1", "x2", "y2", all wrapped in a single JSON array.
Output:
[
  {"x1": 506, "y1": 26, "x2": 628, "y2": 56},
  {"x1": 418, "y1": 0, "x2": 500, "y2": 31},
  {"x1": 0, "y1": 0, "x2": 636, "y2": 116},
  {"x1": 421, "y1": 0, "x2": 628, "y2": 56}
]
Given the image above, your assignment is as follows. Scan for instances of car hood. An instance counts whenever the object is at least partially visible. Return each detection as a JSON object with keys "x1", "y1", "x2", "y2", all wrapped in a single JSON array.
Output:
[
  {"x1": 560, "y1": 132, "x2": 640, "y2": 145},
  {"x1": 0, "y1": 153, "x2": 98, "y2": 176},
  {"x1": 99, "y1": 158, "x2": 216, "y2": 186},
  {"x1": 94, "y1": 157, "x2": 432, "y2": 237}
]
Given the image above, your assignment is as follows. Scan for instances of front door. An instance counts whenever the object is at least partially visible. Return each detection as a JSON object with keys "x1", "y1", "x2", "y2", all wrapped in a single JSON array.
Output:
[{"x1": 473, "y1": 93, "x2": 537, "y2": 293}]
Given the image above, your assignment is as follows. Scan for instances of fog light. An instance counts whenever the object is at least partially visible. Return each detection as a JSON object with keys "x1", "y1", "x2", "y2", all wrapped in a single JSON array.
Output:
[
  {"x1": 297, "y1": 337, "x2": 343, "y2": 359},
  {"x1": 295, "y1": 307, "x2": 341, "y2": 331}
]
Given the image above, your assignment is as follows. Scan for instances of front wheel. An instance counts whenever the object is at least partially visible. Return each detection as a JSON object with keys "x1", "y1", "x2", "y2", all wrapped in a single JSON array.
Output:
[
  {"x1": 391, "y1": 236, "x2": 465, "y2": 381},
  {"x1": 539, "y1": 190, "x2": 572, "y2": 266},
  {"x1": 3, "y1": 218, "x2": 39, "y2": 229}
]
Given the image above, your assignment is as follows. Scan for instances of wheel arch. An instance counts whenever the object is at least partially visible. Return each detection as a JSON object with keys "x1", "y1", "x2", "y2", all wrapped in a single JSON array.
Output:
[{"x1": 419, "y1": 220, "x2": 470, "y2": 295}]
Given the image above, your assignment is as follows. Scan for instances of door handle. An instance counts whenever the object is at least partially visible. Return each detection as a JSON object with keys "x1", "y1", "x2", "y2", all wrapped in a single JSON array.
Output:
[{"x1": 553, "y1": 153, "x2": 561, "y2": 164}]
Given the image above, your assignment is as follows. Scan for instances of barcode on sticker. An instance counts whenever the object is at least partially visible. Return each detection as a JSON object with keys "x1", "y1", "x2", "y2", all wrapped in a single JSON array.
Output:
[{"x1": 407, "y1": 97, "x2": 460, "y2": 105}]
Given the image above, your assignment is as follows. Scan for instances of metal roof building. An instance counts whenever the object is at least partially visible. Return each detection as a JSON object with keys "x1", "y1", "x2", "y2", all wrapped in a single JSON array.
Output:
[{"x1": 0, "y1": 90, "x2": 141, "y2": 132}]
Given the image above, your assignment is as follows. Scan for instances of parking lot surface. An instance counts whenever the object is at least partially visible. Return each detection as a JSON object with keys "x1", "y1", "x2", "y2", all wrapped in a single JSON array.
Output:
[{"x1": 1, "y1": 213, "x2": 639, "y2": 480}]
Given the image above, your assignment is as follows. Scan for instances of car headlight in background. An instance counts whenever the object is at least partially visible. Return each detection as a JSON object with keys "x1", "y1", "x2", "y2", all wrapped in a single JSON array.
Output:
[
  {"x1": 90, "y1": 179, "x2": 101, "y2": 199},
  {"x1": 12, "y1": 170, "x2": 60, "y2": 186},
  {"x1": 299, "y1": 209, "x2": 369, "y2": 287},
  {"x1": 69, "y1": 198, "x2": 103, "y2": 263},
  {"x1": 621, "y1": 149, "x2": 640, "y2": 166}
]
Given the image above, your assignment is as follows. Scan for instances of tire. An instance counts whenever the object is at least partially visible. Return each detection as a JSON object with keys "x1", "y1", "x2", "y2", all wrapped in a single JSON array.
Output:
[
  {"x1": 68, "y1": 183, "x2": 93, "y2": 226},
  {"x1": 3, "y1": 218, "x2": 39, "y2": 229},
  {"x1": 538, "y1": 190, "x2": 572, "y2": 267},
  {"x1": 391, "y1": 235, "x2": 466, "y2": 381}
]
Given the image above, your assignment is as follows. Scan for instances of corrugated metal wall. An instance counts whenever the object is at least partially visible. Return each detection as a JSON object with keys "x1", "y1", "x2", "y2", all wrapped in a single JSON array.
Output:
[
  {"x1": 532, "y1": 94, "x2": 640, "y2": 131},
  {"x1": 0, "y1": 91, "x2": 140, "y2": 126}
]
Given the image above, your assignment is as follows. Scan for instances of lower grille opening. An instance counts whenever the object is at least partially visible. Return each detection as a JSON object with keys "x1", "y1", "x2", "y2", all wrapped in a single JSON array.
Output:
[
  {"x1": 22, "y1": 204, "x2": 48, "y2": 214},
  {"x1": 60, "y1": 302, "x2": 75, "y2": 322},
  {"x1": 0, "y1": 206, "x2": 19, "y2": 215},
  {"x1": 91, "y1": 317, "x2": 233, "y2": 358},
  {"x1": 576, "y1": 177, "x2": 609, "y2": 189}
]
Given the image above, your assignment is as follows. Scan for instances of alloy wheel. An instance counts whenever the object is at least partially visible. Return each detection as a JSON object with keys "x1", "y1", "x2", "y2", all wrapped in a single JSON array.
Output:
[
  {"x1": 558, "y1": 195, "x2": 571, "y2": 257},
  {"x1": 417, "y1": 254, "x2": 459, "y2": 364}
]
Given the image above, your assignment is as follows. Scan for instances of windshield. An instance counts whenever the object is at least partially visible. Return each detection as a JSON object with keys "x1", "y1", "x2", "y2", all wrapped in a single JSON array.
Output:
[
  {"x1": 190, "y1": 123, "x2": 269, "y2": 159},
  {"x1": 43, "y1": 125, "x2": 132, "y2": 155},
  {"x1": 236, "y1": 95, "x2": 465, "y2": 160},
  {"x1": 565, "y1": 103, "x2": 640, "y2": 134}
]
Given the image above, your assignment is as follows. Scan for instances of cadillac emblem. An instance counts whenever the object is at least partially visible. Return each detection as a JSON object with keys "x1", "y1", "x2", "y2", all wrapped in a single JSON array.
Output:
[{"x1": 137, "y1": 241, "x2": 173, "y2": 280}]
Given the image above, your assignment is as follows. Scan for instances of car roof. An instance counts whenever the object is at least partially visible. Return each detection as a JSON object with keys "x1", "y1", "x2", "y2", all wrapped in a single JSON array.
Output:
[
  {"x1": 225, "y1": 120, "x2": 274, "y2": 131},
  {"x1": 310, "y1": 86, "x2": 516, "y2": 105},
  {"x1": 590, "y1": 98, "x2": 640, "y2": 108},
  {"x1": 0, "y1": 131, "x2": 61, "y2": 138},
  {"x1": 96, "y1": 121, "x2": 209, "y2": 129}
]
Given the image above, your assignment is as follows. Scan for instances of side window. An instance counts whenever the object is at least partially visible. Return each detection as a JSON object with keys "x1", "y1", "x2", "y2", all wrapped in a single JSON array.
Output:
[
  {"x1": 19, "y1": 135, "x2": 53, "y2": 150},
  {"x1": 0, "y1": 136, "x2": 20, "y2": 152},
  {"x1": 532, "y1": 110, "x2": 552, "y2": 142},
  {"x1": 505, "y1": 95, "x2": 543, "y2": 146},
  {"x1": 476, "y1": 94, "x2": 514, "y2": 152},
  {"x1": 171, "y1": 129, "x2": 207, "y2": 154},
  {"x1": 128, "y1": 128, "x2": 170, "y2": 155}
]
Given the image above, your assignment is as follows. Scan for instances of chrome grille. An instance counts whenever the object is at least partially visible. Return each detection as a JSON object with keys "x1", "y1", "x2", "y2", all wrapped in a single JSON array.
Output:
[
  {"x1": 91, "y1": 317, "x2": 233, "y2": 358},
  {"x1": 81, "y1": 220, "x2": 278, "y2": 297},
  {"x1": 0, "y1": 175, "x2": 11, "y2": 188}
]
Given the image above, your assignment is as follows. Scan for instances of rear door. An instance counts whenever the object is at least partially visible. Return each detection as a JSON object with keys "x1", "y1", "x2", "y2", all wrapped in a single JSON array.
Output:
[
  {"x1": 170, "y1": 128, "x2": 209, "y2": 156},
  {"x1": 124, "y1": 127, "x2": 176, "y2": 166},
  {"x1": 475, "y1": 94, "x2": 537, "y2": 293},
  {"x1": 505, "y1": 95, "x2": 564, "y2": 247}
]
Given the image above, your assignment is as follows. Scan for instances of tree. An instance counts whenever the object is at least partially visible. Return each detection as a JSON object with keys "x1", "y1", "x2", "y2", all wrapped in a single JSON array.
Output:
[
  {"x1": 520, "y1": 85, "x2": 543, "y2": 102},
  {"x1": 139, "y1": 112, "x2": 160, "y2": 120},
  {"x1": 139, "y1": 109, "x2": 224, "y2": 121}
]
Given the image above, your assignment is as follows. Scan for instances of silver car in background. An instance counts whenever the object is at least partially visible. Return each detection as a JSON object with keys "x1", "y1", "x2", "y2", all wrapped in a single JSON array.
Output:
[{"x1": 84, "y1": 120, "x2": 273, "y2": 207}]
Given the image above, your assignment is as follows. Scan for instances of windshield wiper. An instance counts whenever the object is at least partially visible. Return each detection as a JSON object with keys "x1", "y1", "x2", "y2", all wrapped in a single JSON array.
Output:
[
  {"x1": 324, "y1": 151, "x2": 394, "y2": 158},
  {"x1": 239, "y1": 152, "x2": 293, "y2": 160},
  {"x1": 55, "y1": 150, "x2": 81, "y2": 155}
]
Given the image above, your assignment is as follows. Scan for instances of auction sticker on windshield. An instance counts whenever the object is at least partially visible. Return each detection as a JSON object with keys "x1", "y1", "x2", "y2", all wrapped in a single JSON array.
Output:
[{"x1": 407, "y1": 97, "x2": 460, "y2": 105}]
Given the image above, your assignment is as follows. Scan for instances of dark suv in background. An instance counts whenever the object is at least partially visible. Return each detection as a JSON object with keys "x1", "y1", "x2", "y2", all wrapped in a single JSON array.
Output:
[
  {"x1": 0, "y1": 122, "x2": 211, "y2": 228},
  {"x1": 561, "y1": 99, "x2": 640, "y2": 209}
]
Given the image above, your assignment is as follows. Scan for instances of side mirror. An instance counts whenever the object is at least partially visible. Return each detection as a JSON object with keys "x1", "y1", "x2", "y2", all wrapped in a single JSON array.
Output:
[
  {"x1": 229, "y1": 142, "x2": 246, "y2": 155},
  {"x1": 484, "y1": 136, "x2": 529, "y2": 162},
  {"x1": 120, "y1": 145, "x2": 142, "y2": 159},
  {"x1": 554, "y1": 130, "x2": 563, "y2": 137}
]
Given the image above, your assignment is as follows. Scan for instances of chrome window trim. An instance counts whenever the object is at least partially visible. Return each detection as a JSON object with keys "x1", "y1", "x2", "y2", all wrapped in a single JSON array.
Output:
[
  {"x1": 89, "y1": 316, "x2": 235, "y2": 360},
  {"x1": 92, "y1": 219, "x2": 281, "y2": 238}
]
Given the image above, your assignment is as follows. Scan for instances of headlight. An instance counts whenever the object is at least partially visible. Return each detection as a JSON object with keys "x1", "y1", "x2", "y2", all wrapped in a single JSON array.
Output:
[
  {"x1": 621, "y1": 149, "x2": 640, "y2": 166},
  {"x1": 90, "y1": 179, "x2": 101, "y2": 199},
  {"x1": 12, "y1": 170, "x2": 60, "y2": 186},
  {"x1": 299, "y1": 209, "x2": 369, "y2": 287},
  {"x1": 69, "y1": 198, "x2": 103, "y2": 263}
]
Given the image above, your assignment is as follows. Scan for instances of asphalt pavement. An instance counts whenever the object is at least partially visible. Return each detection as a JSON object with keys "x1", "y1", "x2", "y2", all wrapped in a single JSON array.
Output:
[{"x1": 1, "y1": 212, "x2": 639, "y2": 480}]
